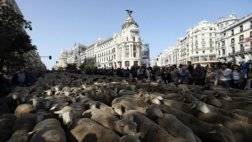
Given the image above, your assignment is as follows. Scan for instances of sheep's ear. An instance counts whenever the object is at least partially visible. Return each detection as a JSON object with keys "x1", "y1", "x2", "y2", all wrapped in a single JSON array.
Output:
[
  {"x1": 202, "y1": 97, "x2": 208, "y2": 102},
  {"x1": 50, "y1": 104, "x2": 58, "y2": 111},
  {"x1": 54, "y1": 110, "x2": 62, "y2": 114},
  {"x1": 136, "y1": 132, "x2": 144, "y2": 139},
  {"x1": 190, "y1": 103, "x2": 197, "y2": 109},
  {"x1": 118, "y1": 121, "x2": 124, "y2": 127},
  {"x1": 133, "y1": 122, "x2": 137, "y2": 127},
  {"x1": 82, "y1": 111, "x2": 92, "y2": 118},
  {"x1": 157, "y1": 96, "x2": 163, "y2": 100},
  {"x1": 121, "y1": 106, "x2": 126, "y2": 114},
  {"x1": 128, "y1": 116, "x2": 134, "y2": 122},
  {"x1": 152, "y1": 98, "x2": 161, "y2": 105}
]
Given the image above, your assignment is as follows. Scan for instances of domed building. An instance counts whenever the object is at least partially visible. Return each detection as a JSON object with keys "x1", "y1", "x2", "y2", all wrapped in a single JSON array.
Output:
[{"x1": 56, "y1": 10, "x2": 150, "y2": 69}]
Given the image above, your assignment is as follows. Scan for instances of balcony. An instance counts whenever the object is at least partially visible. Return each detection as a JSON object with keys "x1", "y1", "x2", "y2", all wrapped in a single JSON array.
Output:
[
  {"x1": 228, "y1": 48, "x2": 252, "y2": 57},
  {"x1": 228, "y1": 52, "x2": 235, "y2": 56},
  {"x1": 244, "y1": 48, "x2": 252, "y2": 54}
]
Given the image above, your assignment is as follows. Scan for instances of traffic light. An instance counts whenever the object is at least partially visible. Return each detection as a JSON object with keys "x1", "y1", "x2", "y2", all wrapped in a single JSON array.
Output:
[{"x1": 49, "y1": 56, "x2": 52, "y2": 60}]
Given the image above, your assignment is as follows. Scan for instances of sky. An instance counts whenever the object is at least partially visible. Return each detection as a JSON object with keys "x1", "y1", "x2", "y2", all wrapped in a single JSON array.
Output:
[{"x1": 17, "y1": 0, "x2": 252, "y2": 69}]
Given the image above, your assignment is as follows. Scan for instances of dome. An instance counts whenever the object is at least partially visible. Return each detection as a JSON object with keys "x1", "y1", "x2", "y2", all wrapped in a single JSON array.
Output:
[{"x1": 122, "y1": 11, "x2": 139, "y2": 29}]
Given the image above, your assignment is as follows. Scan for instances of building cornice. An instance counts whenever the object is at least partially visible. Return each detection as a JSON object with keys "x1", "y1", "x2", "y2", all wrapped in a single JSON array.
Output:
[{"x1": 221, "y1": 13, "x2": 252, "y2": 32}]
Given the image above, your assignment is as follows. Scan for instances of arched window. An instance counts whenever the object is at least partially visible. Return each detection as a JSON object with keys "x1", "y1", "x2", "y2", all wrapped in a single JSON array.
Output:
[
  {"x1": 125, "y1": 61, "x2": 130, "y2": 67},
  {"x1": 133, "y1": 45, "x2": 137, "y2": 57},
  {"x1": 132, "y1": 36, "x2": 135, "y2": 42},
  {"x1": 125, "y1": 45, "x2": 129, "y2": 58}
]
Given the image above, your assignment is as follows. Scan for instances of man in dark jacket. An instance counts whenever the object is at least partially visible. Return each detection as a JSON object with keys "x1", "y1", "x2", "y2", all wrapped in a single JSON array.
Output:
[{"x1": 193, "y1": 64, "x2": 206, "y2": 85}]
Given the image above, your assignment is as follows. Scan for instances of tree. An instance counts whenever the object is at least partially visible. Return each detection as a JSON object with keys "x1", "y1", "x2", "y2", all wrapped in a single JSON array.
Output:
[
  {"x1": 66, "y1": 63, "x2": 78, "y2": 72},
  {"x1": 79, "y1": 58, "x2": 96, "y2": 70},
  {"x1": 79, "y1": 58, "x2": 97, "y2": 74},
  {"x1": 0, "y1": 5, "x2": 35, "y2": 73}
]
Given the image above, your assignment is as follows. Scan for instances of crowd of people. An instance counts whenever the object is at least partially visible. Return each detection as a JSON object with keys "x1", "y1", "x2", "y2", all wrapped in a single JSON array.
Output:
[
  {"x1": 1, "y1": 61, "x2": 252, "y2": 95},
  {"x1": 83, "y1": 61, "x2": 252, "y2": 90}
]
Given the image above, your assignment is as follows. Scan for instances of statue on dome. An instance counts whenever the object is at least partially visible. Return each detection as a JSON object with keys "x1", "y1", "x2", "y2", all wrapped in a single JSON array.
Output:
[{"x1": 125, "y1": 9, "x2": 133, "y2": 17}]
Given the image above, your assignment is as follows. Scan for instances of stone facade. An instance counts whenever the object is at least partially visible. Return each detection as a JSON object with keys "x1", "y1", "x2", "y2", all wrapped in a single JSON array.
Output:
[
  {"x1": 217, "y1": 14, "x2": 252, "y2": 64},
  {"x1": 154, "y1": 13, "x2": 252, "y2": 67},
  {"x1": 56, "y1": 11, "x2": 150, "y2": 69}
]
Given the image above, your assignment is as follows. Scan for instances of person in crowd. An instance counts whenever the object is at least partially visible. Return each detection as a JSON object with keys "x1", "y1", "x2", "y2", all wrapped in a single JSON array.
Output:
[
  {"x1": 124, "y1": 67, "x2": 130, "y2": 78},
  {"x1": 146, "y1": 67, "x2": 152, "y2": 81},
  {"x1": 240, "y1": 61, "x2": 249, "y2": 89},
  {"x1": 130, "y1": 65, "x2": 138, "y2": 80},
  {"x1": 150, "y1": 66, "x2": 156, "y2": 81},
  {"x1": 219, "y1": 64, "x2": 232, "y2": 88},
  {"x1": 61, "y1": 61, "x2": 251, "y2": 90},
  {"x1": 187, "y1": 62, "x2": 194, "y2": 84},
  {"x1": 231, "y1": 65, "x2": 241, "y2": 89},
  {"x1": 179, "y1": 65, "x2": 190, "y2": 84},
  {"x1": 205, "y1": 66, "x2": 217, "y2": 86},
  {"x1": 245, "y1": 60, "x2": 252, "y2": 90},
  {"x1": 161, "y1": 67, "x2": 168, "y2": 84},
  {"x1": 214, "y1": 64, "x2": 222, "y2": 86},
  {"x1": 170, "y1": 65, "x2": 180, "y2": 85},
  {"x1": 193, "y1": 64, "x2": 206, "y2": 85}
]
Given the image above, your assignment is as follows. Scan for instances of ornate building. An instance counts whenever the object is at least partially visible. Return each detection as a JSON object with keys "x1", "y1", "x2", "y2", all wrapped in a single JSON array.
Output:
[
  {"x1": 56, "y1": 10, "x2": 150, "y2": 69},
  {"x1": 217, "y1": 14, "x2": 252, "y2": 64},
  {"x1": 178, "y1": 21, "x2": 218, "y2": 65},
  {"x1": 155, "y1": 13, "x2": 252, "y2": 67}
]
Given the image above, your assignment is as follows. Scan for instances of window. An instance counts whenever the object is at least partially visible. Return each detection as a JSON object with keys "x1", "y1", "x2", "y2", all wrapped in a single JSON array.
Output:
[
  {"x1": 210, "y1": 43, "x2": 213, "y2": 48},
  {"x1": 134, "y1": 61, "x2": 138, "y2": 66},
  {"x1": 202, "y1": 50, "x2": 205, "y2": 53},
  {"x1": 194, "y1": 57, "x2": 199, "y2": 62},
  {"x1": 222, "y1": 49, "x2": 225, "y2": 55},
  {"x1": 232, "y1": 46, "x2": 235, "y2": 54},
  {"x1": 125, "y1": 45, "x2": 129, "y2": 58},
  {"x1": 250, "y1": 31, "x2": 252, "y2": 37},
  {"x1": 231, "y1": 29, "x2": 234, "y2": 36},
  {"x1": 240, "y1": 44, "x2": 244, "y2": 52},
  {"x1": 239, "y1": 35, "x2": 244, "y2": 42},
  {"x1": 118, "y1": 61, "x2": 122, "y2": 68},
  {"x1": 195, "y1": 40, "x2": 198, "y2": 48},
  {"x1": 133, "y1": 45, "x2": 137, "y2": 57},
  {"x1": 202, "y1": 39, "x2": 205, "y2": 47},
  {"x1": 125, "y1": 61, "x2": 130, "y2": 67},
  {"x1": 250, "y1": 21, "x2": 252, "y2": 28},
  {"x1": 240, "y1": 25, "x2": 243, "y2": 32},
  {"x1": 209, "y1": 55, "x2": 216, "y2": 61},
  {"x1": 132, "y1": 37, "x2": 136, "y2": 42},
  {"x1": 222, "y1": 41, "x2": 225, "y2": 47},
  {"x1": 223, "y1": 32, "x2": 226, "y2": 36},
  {"x1": 202, "y1": 56, "x2": 207, "y2": 61},
  {"x1": 126, "y1": 37, "x2": 128, "y2": 41},
  {"x1": 231, "y1": 38, "x2": 235, "y2": 44}
]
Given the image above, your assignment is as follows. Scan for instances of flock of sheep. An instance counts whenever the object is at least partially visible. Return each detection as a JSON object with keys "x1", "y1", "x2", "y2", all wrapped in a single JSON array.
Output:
[{"x1": 0, "y1": 72, "x2": 251, "y2": 142}]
